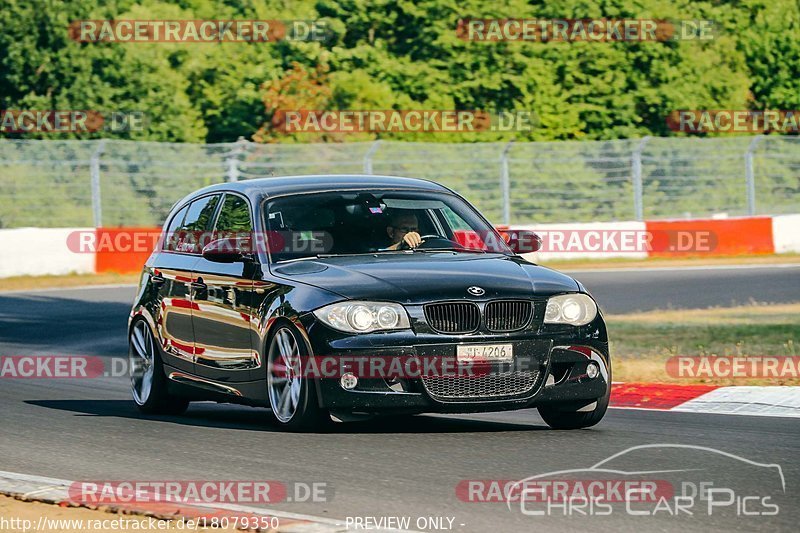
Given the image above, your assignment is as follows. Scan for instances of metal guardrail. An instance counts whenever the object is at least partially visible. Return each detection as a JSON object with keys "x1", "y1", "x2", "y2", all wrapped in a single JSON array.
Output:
[{"x1": 0, "y1": 136, "x2": 797, "y2": 228}]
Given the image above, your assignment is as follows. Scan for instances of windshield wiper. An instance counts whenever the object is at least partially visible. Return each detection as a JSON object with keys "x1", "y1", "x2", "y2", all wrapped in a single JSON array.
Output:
[
  {"x1": 276, "y1": 249, "x2": 492, "y2": 263},
  {"x1": 274, "y1": 255, "x2": 327, "y2": 264},
  {"x1": 295, "y1": 251, "x2": 409, "y2": 259},
  {"x1": 414, "y1": 247, "x2": 488, "y2": 254}
]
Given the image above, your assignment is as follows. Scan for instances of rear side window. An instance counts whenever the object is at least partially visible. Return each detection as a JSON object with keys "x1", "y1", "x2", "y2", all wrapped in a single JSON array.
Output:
[
  {"x1": 215, "y1": 194, "x2": 253, "y2": 234},
  {"x1": 162, "y1": 204, "x2": 189, "y2": 252},
  {"x1": 169, "y1": 194, "x2": 221, "y2": 254}
]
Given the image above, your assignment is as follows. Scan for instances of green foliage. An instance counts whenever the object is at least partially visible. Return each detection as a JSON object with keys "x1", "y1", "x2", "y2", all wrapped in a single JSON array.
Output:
[{"x1": 0, "y1": 0, "x2": 797, "y2": 142}]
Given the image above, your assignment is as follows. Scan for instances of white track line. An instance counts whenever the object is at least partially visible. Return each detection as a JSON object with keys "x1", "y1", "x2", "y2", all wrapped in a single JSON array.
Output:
[
  {"x1": 672, "y1": 386, "x2": 800, "y2": 418},
  {"x1": 608, "y1": 406, "x2": 800, "y2": 418},
  {"x1": 610, "y1": 385, "x2": 800, "y2": 418},
  {"x1": 0, "y1": 469, "x2": 374, "y2": 532}
]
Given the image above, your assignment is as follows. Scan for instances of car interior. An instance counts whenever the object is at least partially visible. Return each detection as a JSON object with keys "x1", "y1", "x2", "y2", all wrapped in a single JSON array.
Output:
[{"x1": 266, "y1": 193, "x2": 447, "y2": 259}]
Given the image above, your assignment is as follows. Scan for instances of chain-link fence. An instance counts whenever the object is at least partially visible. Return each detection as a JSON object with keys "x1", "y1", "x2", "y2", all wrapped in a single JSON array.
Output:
[{"x1": 0, "y1": 136, "x2": 797, "y2": 228}]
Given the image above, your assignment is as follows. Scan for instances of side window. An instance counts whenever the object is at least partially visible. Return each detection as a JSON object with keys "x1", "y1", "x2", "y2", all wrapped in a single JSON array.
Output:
[
  {"x1": 173, "y1": 194, "x2": 221, "y2": 254},
  {"x1": 215, "y1": 194, "x2": 253, "y2": 234},
  {"x1": 440, "y1": 206, "x2": 487, "y2": 250},
  {"x1": 162, "y1": 204, "x2": 189, "y2": 252},
  {"x1": 441, "y1": 207, "x2": 471, "y2": 231}
]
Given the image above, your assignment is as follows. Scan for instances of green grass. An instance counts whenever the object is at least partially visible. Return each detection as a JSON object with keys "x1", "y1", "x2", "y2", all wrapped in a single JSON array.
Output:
[
  {"x1": 0, "y1": 272, "x2": 139, "y2": 292},
  {"x1": 608, "y1": 304, "x2": 799, "y2": 384}
]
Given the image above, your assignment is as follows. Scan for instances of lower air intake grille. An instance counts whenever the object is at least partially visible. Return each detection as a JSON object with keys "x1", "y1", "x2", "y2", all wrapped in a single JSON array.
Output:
[
  {"x1": 421, "y1": 368, "x2": 540, "y2": 401},
  {"x1": 424, "y1": 302, "x2": 480, "y2": 334}
]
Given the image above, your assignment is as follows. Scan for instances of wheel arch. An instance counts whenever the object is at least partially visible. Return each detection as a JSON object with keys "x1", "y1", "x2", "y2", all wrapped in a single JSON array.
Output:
[
  {"x1": 261, "y1": 314, "x2": 324, "y2": 409},
  {"x1": 128, "y1": 307, "x2": 158, "y2": 340}
]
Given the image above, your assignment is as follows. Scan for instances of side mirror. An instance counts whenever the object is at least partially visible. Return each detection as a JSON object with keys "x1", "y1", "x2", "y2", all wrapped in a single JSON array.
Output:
[
  {"x1": 201, "y1": 238, "x2": 253, "y2": 263},
  {"x1": 498, "y1": 228, "x2": 542, "y2": 254}
]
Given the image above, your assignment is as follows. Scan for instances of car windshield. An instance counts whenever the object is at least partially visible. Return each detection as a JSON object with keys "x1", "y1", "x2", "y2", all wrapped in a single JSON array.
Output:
[{"x1": 264, "y1": 190, "x2": 511, "y2": 262}]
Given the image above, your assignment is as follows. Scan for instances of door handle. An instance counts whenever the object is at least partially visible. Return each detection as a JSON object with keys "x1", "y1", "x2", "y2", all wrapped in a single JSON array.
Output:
[{"x1": 191, "y1": 278, "x2": 208, "y2": 301}]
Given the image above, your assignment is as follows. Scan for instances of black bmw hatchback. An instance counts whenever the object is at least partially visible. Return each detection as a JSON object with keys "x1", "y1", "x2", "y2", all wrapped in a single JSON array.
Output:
[{"x1": 128, "y1": 175, "x2": 610, "y2": 431}]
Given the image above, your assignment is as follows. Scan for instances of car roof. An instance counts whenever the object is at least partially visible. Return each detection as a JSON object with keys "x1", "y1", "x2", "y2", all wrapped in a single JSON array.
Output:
[{"x1": 186, "y1": 174, "x2": 451, "y2": 202}]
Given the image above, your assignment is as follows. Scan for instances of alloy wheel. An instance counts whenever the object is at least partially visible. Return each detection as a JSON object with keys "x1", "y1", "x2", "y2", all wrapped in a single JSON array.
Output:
[
  {"x1": 129, "y1": 320, "x2": 155, "y2": 405},
  {"x1": 267, "y1": 327, "x2": 303, "y2": 423}
]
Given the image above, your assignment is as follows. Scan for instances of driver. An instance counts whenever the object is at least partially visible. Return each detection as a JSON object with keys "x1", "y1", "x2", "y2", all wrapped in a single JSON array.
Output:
[{"x1": 383, "y1": 211, "x2": 423, "y2": 250}]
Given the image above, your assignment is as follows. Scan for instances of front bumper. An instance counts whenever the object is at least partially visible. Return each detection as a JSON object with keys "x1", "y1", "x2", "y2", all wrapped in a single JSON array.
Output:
[{"x1": 300, "y1": 315, "x2": 610, "y2": 415}]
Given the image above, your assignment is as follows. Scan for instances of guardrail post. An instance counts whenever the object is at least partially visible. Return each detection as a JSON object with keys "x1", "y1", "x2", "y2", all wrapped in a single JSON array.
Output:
[
  {"x1": 745, "y1": 135, "x2": 764, "y2": 216},
  {"x1": 363, "y1": 140, "x2": 382, "y2": 174},
  {"x1": 631, "y1": 136, "x2": 650, "y2": 221},
  {"x1": 90, "y1": 140, "x2": 106, "y2": 227},
  {"x1": 500, "y1": 140, "x2": 514, "y2": 225}
]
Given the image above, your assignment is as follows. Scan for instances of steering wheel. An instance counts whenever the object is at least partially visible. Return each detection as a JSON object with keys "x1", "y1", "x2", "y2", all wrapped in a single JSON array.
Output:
[{"x1": 400, "y1": 234, "x2": 464, "y2": 250}]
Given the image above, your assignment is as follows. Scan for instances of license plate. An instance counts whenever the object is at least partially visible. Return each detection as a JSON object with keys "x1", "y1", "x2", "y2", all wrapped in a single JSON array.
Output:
[{"x1": 456, "y1": 344, "x2": 513, "y2": 362}]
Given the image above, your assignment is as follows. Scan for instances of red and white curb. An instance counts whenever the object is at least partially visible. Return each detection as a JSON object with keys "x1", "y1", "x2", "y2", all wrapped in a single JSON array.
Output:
[
  {"x1": 610, "y1": 383, "x2": 800, "y2": 418},
  {"x1": 0, "y1": 470, "x2": 402, "y2": 533}
]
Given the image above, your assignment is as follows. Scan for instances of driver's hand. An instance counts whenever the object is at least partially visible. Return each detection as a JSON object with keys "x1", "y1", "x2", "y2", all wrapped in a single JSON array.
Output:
[{"x1": 402, "y1": 231, "x2": 423, "y2": 248}]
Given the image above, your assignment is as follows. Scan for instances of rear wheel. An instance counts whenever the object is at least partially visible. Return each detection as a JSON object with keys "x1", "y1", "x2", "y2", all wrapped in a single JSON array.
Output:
[
  {"x1": 266, "y1": 324, "x2": 330, "y2": 431},
  {"x1": 129, "y1": 319, "x2": 189, "y2": 415}
]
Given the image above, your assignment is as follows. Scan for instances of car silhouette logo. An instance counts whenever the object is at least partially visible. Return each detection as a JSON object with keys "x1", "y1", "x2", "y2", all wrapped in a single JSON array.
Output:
[{"x1": 467, "y1": 286, "x2": 485, "y2": 296}]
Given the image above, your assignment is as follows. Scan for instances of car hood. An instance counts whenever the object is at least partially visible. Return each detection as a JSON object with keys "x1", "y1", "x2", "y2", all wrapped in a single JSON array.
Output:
[{"x1": 270, "y1": 252, "x2": 579, "y2": 303}]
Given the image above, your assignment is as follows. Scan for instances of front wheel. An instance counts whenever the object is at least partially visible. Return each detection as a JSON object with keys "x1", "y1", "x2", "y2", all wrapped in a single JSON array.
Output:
[
  {"x1": 537, "y1": 398, "x2": 609, "y2": 430},
  {"x1": 266, "y1": 324, "x2": 330, "y2": 432},
  {"x1": 537, "y1": 364, "x2": 611, "y2": 430},
  {"x1": 129, "y1": 319, "x2": 189, "y2": 415}
]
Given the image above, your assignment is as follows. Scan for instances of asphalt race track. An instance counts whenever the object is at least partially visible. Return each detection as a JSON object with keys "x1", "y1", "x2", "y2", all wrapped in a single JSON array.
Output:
[
  {"x1": 1, "y1": 264, "x2": 799, "y2": 532},
  {"x1": 571, "y1": 263, "x2": 800, "y2": 313}
]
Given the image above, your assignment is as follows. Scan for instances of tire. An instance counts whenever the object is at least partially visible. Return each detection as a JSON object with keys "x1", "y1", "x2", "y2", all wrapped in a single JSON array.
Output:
[
  {"x1": 129, "y1": 319, "x2": 190, "y2": 415},
  {"x1": 537, "y1": 363, "x2": 611, "y2": 430},
  {"x1": 266, "y1": 323, "x2": 330, "y2": 432}
]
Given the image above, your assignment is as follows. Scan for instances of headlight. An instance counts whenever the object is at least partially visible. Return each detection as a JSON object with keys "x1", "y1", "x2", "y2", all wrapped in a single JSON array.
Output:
[
  {"x1": 313, "y1": 301, "x2": 411, "y2": 334},
  {"x1": 544, "y1": 294, "x2": 598, "y2": 326}
]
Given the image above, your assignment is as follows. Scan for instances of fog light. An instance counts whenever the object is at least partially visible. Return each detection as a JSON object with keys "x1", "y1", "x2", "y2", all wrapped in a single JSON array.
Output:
[
  {"x1": 340, "y1": 372, "x2": 358, "y2": 390},
  {"x1": 586, "y1": 361, "x2": 600, "y2": 379}
]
